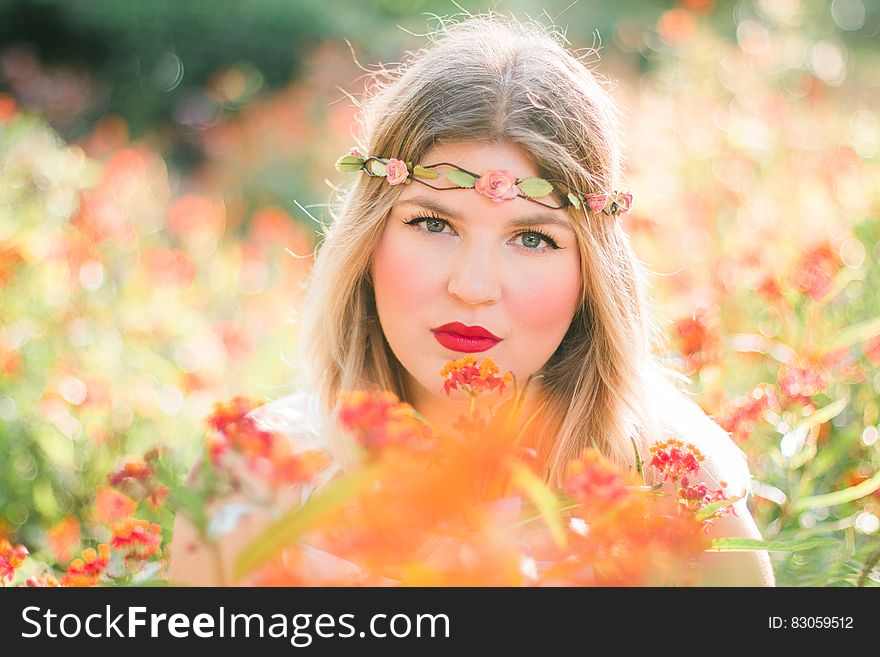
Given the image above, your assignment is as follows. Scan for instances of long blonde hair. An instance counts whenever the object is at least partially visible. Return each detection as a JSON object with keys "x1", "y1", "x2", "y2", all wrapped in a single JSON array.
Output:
[{"x1": 297, "y1": 12, "x2": 673, "y2": 488}]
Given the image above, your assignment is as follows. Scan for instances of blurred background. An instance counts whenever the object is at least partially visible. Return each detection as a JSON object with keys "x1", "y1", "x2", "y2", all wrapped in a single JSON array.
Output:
[{"x1": 1, "y1": 0, "x2": 879, "y2": 585}]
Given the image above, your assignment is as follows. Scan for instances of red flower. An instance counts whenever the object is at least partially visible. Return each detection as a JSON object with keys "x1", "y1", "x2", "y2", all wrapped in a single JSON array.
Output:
[
  {"x1": 649, "y1": 438, "x2": 704, "y2": 484},
  {"x1": 110, "y1": 518, "x2": 163, "y2": 561},
  {"x1": 679, "y1": 480, "x2": 738, "y2": 530},
  {"x1": 718, "y1": 383, "x2": 779, "y2": 443},
  {"x1": 440, "y1": 355, "x2": 514, "y2": 398},
  {"x1": 94, "y1": 487, "x2": 137, "y2": 524},
  {"x1": 791, "y1": 243, "x2": 839, "y2": 300},
  {"x1": 563, "y1": 448, "x2": 631, "y2": 508},
  {"x1": 61, "y1": 544, "x2": 110, "y2": 586},
  {"x1": 0, "y1": 539, "x2": 29, "y2": 584},
  {"x1": 672, "y1": 309, "x2": 719, "y2": 370},
  {"x1": 337, "y1": 389, "x2": 435, "y2": 455}
]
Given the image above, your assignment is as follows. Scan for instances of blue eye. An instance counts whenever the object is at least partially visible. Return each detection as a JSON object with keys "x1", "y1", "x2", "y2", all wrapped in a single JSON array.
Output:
[{"x1": 402, "y1": 214, "x2": 561, "y2": 251}]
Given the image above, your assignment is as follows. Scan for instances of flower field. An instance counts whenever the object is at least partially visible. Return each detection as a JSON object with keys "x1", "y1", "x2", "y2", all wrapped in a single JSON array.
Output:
[{"x1": 1, "y1": 1, "x2": 879, "y2": 586}]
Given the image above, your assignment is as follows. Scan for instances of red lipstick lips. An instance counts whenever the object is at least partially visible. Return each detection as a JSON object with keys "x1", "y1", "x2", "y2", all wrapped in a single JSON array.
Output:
[{"x1": 431, "y1": 322, "x2": 502, "y2": 353}]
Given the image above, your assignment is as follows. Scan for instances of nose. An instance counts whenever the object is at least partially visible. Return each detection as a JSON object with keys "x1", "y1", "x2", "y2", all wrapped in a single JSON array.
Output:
[{"x1": 446, "y1": 240, "x2": 503, "y2": 305}]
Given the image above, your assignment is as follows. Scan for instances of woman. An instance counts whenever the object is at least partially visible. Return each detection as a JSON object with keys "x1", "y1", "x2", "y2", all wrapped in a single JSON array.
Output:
[{"x1": 169, "y1": 13, "x2": 774, "y2": 586}]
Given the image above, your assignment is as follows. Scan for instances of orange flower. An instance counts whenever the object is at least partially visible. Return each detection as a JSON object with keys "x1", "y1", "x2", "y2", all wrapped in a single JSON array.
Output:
[
  {"x1": 0, "y1": 539, "x2": 29, "y2": 584},
  {"x1": 440, "y1": 355, "x2": 513, "y2": 398},
  {"x1": 61, "y1": 544, "x2": 110, "y2": 586},
  {"x1": 94, "y1": 487, "x2": 137, "y2": 524},
  {"x1": 649, "y1": 438, "x2": 704, "y2": 483},
  {"x1": 46, "y1": 517, "x2": 81, "y2": 563},
  {"x1": 108, "y1": 449, "x2": 169, "y2": 508},
  {"x1": 110, "y1": 518, "x2": 162, "y2": 561},
  {"x1": 563, "y1": 448, "x2": 632, "y2": 509},
  {"x1": 671, "y1": 309, "x2": 719, "y2": 370},
  {"x1": 338, "y1": 389, "x2": 435, "y2": 455}
]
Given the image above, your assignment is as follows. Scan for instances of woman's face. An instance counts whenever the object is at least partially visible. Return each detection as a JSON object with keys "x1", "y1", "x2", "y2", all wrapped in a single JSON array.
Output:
[{"x1": 370, "y1": 141, "x2": 583, "y2": 410}]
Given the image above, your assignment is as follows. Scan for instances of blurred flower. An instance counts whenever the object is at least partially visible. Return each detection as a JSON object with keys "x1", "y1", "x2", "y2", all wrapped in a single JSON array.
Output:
[
  {"x1": 139, "y1": 247, "x2": 196, "y2": 286},
  {"x1": 672, "y1": 308, "x2": 719, "y2": 370},
  {"x1": 0, "y1": 539, "x2": 29, "y2": 584},
  {"x1": 61, "y1": 544, "x2": 110, "y2": 586},
  {"x1": 110, "y1": 518, "x2": 162, "y2": 561},
  {"x1": 0, "y1": 92, "x2": 18, "y2": 122},
  {"x1": 26, "y1": 572, "x2": 61, "y2": 587},
  {"x1": 94, "y1": 487, "x2": 138, "y2": 524},
  {"x1": 718, "y1": 383, "x2": 779, "y2": 443},
  {"x1": 0, "y1": 245, "x2": 25, "y2": 287},
  {"x1": 649, "y1": 438, "x2": 704, "y2": 483},
  {"x1": 46, "y1": 517, "x2": 81, "y2": 563},
  {"x1": 563, "y1": 447, "x2": 631, "y2": 510},
  {"x1": 206, "y1": 396, "x2": 332, "y2": 487},
  {"x1": 791, "y1": 243, "x2": 839, "y2": 300},
  {"x1": 864, "y1": 335, "x2": 880, "y2": 367},
  {"x1": 338, "y1": 389, "x2": 435, "y2": 455},
  {"x1": 108, "y1": 449, "x2": 169, "y2": 508},
  {"x1": 777, "y1": 361, "x2": 829, "y2": 404}
]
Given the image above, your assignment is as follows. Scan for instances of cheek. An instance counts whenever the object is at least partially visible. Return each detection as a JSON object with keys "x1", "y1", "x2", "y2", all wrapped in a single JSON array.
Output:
[
  {"x1": 372, "y1": 227, "x2": 442, "y2": 314},
  {"x1": 507, "y1": 257, "x2": 581, "y2": 335}
]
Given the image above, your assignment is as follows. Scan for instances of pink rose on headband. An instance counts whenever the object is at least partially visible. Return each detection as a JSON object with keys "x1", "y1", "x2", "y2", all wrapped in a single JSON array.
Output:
[
  {"x1": 384, "y1": 158, "x2": 409, "y2": 185},
  {"x1": 586, "y1": 194, "x2": 607, "y2": 213},
  {"x1": 475, "y1": 170, "x2": 520, "y2": 202},
  {"x1": 615, "y1": 191, "x2": 633, "y2": 213}
]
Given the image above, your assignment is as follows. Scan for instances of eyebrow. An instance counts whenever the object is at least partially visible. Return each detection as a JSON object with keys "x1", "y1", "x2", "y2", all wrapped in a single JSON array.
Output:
[{"x1": 397, "y1": 196, "x2": 574, "y2": 232}]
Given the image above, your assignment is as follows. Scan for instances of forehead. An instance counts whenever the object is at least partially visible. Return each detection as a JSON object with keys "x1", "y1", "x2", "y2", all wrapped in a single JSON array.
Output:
[{"x1": 394, "y1": 141, "x2": 571, "y2": 226}]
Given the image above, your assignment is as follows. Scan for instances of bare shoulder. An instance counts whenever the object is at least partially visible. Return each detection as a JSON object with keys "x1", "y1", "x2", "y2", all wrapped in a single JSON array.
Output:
[{"x1": 643, "y1": 368, "x2": 776, "y2": 586}]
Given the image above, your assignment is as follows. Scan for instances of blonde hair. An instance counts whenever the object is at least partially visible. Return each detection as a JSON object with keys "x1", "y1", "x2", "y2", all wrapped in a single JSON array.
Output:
[{"x1": 298, "y1": 12, "x2": 675, "y2": 488}]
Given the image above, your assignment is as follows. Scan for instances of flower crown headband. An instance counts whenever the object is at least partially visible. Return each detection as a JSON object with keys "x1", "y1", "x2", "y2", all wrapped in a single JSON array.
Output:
[{"x1": 335, "y1": 148, "x2": 633, "y2": 217}]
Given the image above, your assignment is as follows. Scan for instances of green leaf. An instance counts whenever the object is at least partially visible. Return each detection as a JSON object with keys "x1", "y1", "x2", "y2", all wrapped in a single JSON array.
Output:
[
  {"x1": 444, "y1": 169, "x2": 476, "y2": 188},
  {"x1": 233, "y1": 468, "x2": 376, "y2": 582},
  {"x1": 707, "y1": 537, "x2": 838, "y2": 553},
  {"x1": 695, "y1": 496, "x2": 738, "y2": 522},
  {"x1": 413, "y1": 165, "x2": 439, "y2": 180},
  {"x1": 517, "y1": 177, "x2": 553, "y2": 199},
  {"x1": 334, "y1": 155, "x2": 365, "y2": 172},
  {"x1": 507, "y1": 461, "x2": 566, "y2": 548},
  {"x1": 790, "y1": 469, "x2": 880, "y2": 512},
  {"x1": 630, "y1": 436, "x2": 643, "y2": 482},
  {"x1": 567, "y1": 192, "x2": 581, "y2": 209},
  {"x1": 369, "y1": 159, "x2": 387, "y2": 176},
  {"x1": 820, "y1": 315, "x2": 880, "y2": 353}
]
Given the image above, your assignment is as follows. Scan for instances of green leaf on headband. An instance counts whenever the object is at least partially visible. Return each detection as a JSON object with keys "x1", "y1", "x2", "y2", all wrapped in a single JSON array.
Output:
[
  {"x1": 567, "y1": 192, "x2": 581, "y2": 209},
  {"x1": 517, "y1": 177, "x2": 553, "y2": 199},
  {"x1": 445, "y1": 169, "x2": 476, "y2": 188},
  {"x1": 413, "y1": 165, "x2": 439, "y2": 180},
  {"x1": 369, "y1": 159, "x2": 387, "y2": 176},
  {"x1": 335, "y1": 155, "x2": 365, "y2": 172}
]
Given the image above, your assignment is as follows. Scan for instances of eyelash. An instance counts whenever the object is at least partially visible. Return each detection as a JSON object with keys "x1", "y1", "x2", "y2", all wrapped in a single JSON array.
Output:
[{"x1": 401, "y1": 213, "x2": 562, "y2": 252}]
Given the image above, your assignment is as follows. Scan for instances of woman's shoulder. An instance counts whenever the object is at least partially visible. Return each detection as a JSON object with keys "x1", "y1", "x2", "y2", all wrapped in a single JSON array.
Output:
[
  {"x1": 642, "y1": 366, "x2": 752, "y2": 499},
  {"x1": 246, "y1": 390, "x2": 326, "y2": 446}
]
